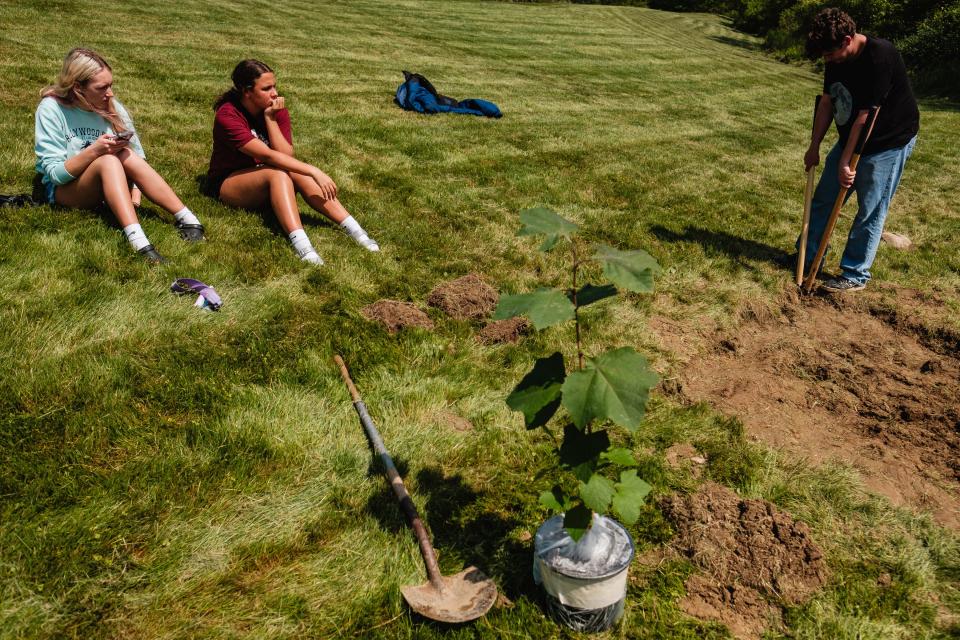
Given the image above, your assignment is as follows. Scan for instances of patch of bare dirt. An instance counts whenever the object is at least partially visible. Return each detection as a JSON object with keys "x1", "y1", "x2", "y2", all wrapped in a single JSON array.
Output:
[
  {"x1": 662, "y1": 287, "x2": 960, "y2": 528},
  {"x1": 361, "y1": 300, "x2": 434, "y2": 334},
  {"x1": 664, "y1": 443, "x2": 708, "y2": 478},
  {"x1": 435, "y1": 410, "x2": 473, "y2": 433},
  {"x1": 660, "y1": 482, "x2": 828, "y2": 639},
  {"x1": 426, "y1": 273, "x2": 498, "y2": 320},
  {"x1": 476, "y1": 317, "x2": 530, "y2": 345}
]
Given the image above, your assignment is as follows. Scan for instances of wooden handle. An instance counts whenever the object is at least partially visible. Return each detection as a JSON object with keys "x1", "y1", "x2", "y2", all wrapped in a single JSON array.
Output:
[
  {"x1": 333, "y1": 355, "x2": 445, "y2": 590},
  {"x1": 796, "y1": 167, "x2": 815, "y2": 286},
  {"x1": 334, "y1": 355, "x2": 361, "y2": 402},
  {"x1": 802, "y1": 107, "x2": 881, "y2": 291}
]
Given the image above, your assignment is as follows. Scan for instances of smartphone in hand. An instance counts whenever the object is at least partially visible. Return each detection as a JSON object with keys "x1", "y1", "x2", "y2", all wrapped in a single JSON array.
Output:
[{"x1": 112, "y1": 130, "x2": 134, "y2": 142}]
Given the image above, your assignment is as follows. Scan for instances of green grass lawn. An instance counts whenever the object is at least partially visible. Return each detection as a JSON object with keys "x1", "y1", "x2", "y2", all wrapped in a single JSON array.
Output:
[{"x1": 1, "y1": 1, "x2": 958, "y2": 638}]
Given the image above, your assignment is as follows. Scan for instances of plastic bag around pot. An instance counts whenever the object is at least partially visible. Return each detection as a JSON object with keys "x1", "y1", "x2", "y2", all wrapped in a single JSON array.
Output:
[{"x1": 533, "y1": 513, "x2": 635, "y2": 632}]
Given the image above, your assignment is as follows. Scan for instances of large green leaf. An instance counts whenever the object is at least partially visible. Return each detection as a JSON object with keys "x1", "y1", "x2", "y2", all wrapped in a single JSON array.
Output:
[
  {"x1": 492, "y1": 288, "x2": 575, "y2": 329},
  {"x1": 579, "y1": 473, "x2": 615, "y2": 514},
  {"x1": 569, "y1": 283, "x2": 617, "y2": 307},
  {"x1": 561, "y1": 347, "x2": 659, "y2": 432},
  {"x1": 611, "y1": 469, "x2": 652, "y2": 524},
  {"x1": 518, "y1": 207, "x2": 579, "y2": 252},
  {"x1": 518, "y1": 207, "x2": 579, "y2": 239},
  {"x1": 602, "y1": 447, "x2": 638, "y2": 466},
  {"x1": 563, "y1": 503, "x2": 593, "y2": 541},
  {"x1": 506, "y1": 352, "x2": 565, "y2": 429},
  {"x1": 559, "y1": 424, "x2": 610, "y2": 468},
  {"x1": 540, "y1": 485, "x2": 572, "y2": 512},
  {"x1": 595, "y1": 244, "x2": 660, "y2": 293}
]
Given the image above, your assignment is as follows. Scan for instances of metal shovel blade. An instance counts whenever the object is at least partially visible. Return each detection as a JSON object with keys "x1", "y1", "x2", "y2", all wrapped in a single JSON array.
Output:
[{"x1": 400, "y1": 566, "x2": 498, "y2": 623}]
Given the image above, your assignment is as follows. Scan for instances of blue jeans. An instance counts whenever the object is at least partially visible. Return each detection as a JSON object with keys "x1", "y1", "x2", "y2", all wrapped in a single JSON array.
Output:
[{"x1": 801, "y1": 135, "x2": 916, "y2": 285}]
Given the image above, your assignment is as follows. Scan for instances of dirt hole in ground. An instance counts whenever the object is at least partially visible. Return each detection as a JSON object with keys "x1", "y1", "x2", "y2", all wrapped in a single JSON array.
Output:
[
  {"x1": 658, "y1": 287, "x2": 960, "y2": 528},
  {"x1": 361, "y1": 300, "x2": 434, "y2": 334},
  {"x1": 660, "y1": 482, "x2": 828, "y2": 639},
  {"x1": 427, "y1": 273, "x2": 498, "y2": 320},
  {"x1": 477, "y1": 317, "x2": 530, "y2": 345}
]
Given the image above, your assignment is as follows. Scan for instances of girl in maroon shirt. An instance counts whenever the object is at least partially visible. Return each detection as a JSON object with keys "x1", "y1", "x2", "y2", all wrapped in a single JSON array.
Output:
[{"x1": 207, "y1": 60, "x2": 378, "y2": 264}]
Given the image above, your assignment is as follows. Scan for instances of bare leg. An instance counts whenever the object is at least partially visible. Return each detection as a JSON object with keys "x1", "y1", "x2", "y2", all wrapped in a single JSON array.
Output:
[
  {"x1": 220, "y1": 167, "x2": 321, "y2": 263},
  {"x1": 55, "y1": 154, "x2": 139, "y2": 227},
  {"x1": 290, "y1": 172, "x2": 378, "y2": 251},
  {"x1": 290, "y1": 172, "x2": 348, "y2": 223},
  {"x1": 115, "y1": 149, "x2": 185, "y2": 214},
  {"x1": 220, "y1": 167, "x2": 304, "y2": 234}
]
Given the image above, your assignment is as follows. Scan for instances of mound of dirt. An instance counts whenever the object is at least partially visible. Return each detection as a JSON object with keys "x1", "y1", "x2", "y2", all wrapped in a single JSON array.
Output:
[
  {"x1": 476, "y1": 317, "x2": 530, "y2": 345},
  {"x1": 426, "y1": 274, "x2": 498, "y2": 320},
  {"x1": 664, "y1": 288, "x2": 960, "y2": 529},
  {"x1": 660, "y1": 483, "x2": 828, "y2": 639},
  {"x1": 361, "y1": 300, "x2": 434, "y2": 334}
]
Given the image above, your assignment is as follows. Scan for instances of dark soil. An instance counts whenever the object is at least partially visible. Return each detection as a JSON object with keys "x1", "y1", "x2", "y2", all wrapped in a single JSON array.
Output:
[
  {"x1": 361, "y1": 300, "x2": 434, "y2": 334},
  {"x1": 426, "y1": 273, "x2": 498, "y2": 321},
  {"x1": 660, "y1": 482, "x2": 828, "y2": 639},
  {"x1": 476, "y1": 317, "x2": 530, "y2": 345},
  {"x1": 657, "y1": 286, "x2": 960, "y2": 529}
]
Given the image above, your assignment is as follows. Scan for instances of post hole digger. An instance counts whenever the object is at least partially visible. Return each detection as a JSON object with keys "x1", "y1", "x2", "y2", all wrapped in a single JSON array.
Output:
[
  {"x1": 796, "y1": 95, "x2": 821, "y2": 287},
  {"x1": 801, "y1": 106, "x2": 881, "y2": 293},
  {"x1": 333, "y1": 355, "x2": 498, "y2": 623}
]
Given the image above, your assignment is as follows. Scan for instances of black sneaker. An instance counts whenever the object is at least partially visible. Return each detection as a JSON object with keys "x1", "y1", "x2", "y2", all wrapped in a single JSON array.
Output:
[
  {"x1": 137, "y1": 244, "x2": 167, "y2": 264},
  {"x1": 176, "y1": 222, "x2": 205, "y2": 243},
  {"x1": 822, "y1": 277, "x2": 865, "y2": 292}
]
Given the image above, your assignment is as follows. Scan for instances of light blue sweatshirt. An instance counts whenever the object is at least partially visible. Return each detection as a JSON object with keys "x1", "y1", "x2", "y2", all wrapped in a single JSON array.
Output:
[{"x1": 34, "y1": 96, "x2": 146, "y2": 202}]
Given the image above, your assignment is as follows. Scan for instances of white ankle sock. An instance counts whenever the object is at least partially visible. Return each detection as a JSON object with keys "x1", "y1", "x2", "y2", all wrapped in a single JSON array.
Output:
[
  {"x1": 340, "y1": 215, "x2": 379, "y2": 251},
  {"x1": 174, "y1": 207, "x2": 201, "y2": 226},
  {"x1": 289, "y1": 229, "x2": 324, "y2": 264},
  {"x1": 122, "y1": 223, "x2": 151, "y2": 251}
]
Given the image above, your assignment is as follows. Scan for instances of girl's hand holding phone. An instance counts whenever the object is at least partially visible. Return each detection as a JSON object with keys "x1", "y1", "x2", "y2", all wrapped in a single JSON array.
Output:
[{"x1": 90, "y1": 133, "x2": 125, "y2": 156}]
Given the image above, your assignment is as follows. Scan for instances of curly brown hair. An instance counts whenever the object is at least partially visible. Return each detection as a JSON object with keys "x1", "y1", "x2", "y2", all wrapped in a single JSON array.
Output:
[{"x1": 806, "y1": 8, "x2": 857, "y2": 58}]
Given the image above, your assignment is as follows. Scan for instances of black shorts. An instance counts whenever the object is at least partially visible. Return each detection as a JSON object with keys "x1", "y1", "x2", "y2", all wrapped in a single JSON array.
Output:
[{"x1": 204, "y1": 174, "x2": 227, "y2": 199}]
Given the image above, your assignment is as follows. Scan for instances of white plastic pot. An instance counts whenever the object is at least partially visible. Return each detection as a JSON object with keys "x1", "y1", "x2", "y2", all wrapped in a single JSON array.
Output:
[{"x1": 533, "y1": 514, "x2": 635, "y2": 631}]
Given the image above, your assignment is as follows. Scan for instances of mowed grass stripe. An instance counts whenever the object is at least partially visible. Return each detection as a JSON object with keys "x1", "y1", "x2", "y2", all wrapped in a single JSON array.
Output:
[{"x1": 1, "y1": 1, "x2": 958, "y2": 638}]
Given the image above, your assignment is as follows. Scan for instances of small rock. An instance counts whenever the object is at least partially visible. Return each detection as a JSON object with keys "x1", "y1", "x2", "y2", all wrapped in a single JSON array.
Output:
[
  {"x1": 877, "y1": 573, "x2": 892, "y2": 587},
  {"x1": 691, "y1": 456, "x2": 707, "y2": 465},
  {"x1": 881, "y1": 231, "x2": 912, "y2": 250}
]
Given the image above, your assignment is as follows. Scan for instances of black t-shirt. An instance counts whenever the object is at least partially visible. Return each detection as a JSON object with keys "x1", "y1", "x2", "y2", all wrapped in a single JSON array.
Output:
[{"x1": 824, "y1": 36, "x2": 919, "y2": 155}]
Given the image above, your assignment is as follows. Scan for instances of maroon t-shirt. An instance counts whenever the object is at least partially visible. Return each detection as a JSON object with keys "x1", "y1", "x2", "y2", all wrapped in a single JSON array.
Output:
[{"x1": 208, "y1": 100, "x2": 292, "y2": 181}]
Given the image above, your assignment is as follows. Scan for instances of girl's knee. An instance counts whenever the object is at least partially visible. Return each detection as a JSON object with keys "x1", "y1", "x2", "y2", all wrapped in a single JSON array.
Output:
[
  {"x1": 91, "y1": 154, "x2": 124, "y2": 171},
  {"x1": 266, "y1": 168, "x2": 293, "y2": 184}
]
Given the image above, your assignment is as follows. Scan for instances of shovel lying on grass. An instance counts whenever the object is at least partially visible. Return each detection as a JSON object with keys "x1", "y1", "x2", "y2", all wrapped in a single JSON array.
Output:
[{"x1": 333, "y1": 355, "x2": 498, "y2": 623}]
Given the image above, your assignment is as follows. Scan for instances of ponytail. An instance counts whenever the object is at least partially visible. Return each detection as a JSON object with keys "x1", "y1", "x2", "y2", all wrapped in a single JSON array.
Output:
[{"x1": 214, "y1": 59, "x2": 274, "y2": 110}]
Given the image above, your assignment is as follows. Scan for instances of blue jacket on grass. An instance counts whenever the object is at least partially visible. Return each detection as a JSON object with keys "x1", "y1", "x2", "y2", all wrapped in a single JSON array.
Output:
[{"x1": 395, "y1": 71, "x2": 502, "y2": 118}]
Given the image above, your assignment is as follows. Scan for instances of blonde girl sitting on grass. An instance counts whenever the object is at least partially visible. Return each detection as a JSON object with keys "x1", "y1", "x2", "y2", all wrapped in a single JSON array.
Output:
[{"x1": 35, "y1": 48, "x2": 204, "y2": 263}]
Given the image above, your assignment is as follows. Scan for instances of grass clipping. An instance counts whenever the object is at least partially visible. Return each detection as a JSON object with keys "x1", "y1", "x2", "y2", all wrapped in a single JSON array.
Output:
[
  {"x1": 361, "y1": 300, "x2": 434, "y2": 334},
  {"x1": 426, "y1": 273, "x2": 498, "y2": 320},
  {"x1": 660, "y1": 483, "x2": 828, "y2": 639}
]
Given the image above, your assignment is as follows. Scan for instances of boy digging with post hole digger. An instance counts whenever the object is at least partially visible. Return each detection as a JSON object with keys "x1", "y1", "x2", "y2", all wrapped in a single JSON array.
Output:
[{"x1": 800, "y1": 8, "x2": 919, "y2": 292}]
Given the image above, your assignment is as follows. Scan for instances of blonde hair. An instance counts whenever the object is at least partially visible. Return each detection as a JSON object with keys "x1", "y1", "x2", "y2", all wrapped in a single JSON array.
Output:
[{"x1": 41, "y1": 48, "x2": 125, "y2": 132}]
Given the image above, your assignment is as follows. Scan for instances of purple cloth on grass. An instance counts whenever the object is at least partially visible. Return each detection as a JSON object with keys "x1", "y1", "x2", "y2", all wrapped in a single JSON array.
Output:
[{"x1": 171, "y1": 278, "x2": 221, "y2": 310}]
